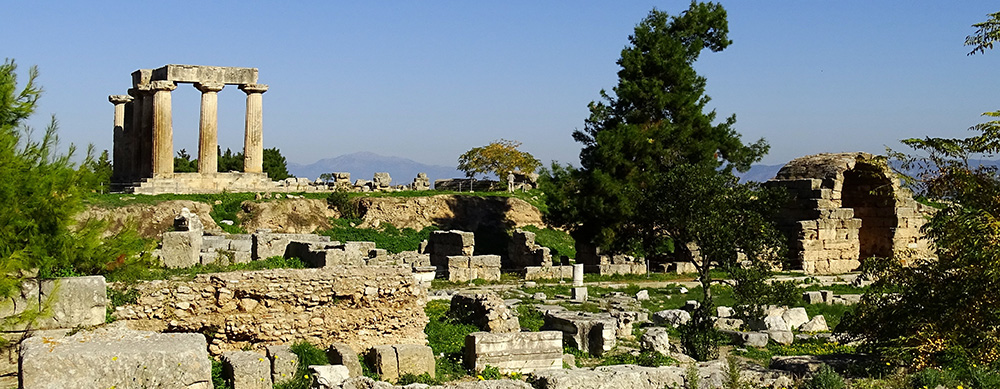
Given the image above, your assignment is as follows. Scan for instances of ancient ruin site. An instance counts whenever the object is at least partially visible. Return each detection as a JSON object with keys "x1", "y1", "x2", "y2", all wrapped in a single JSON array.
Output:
[{"x1": 3, "y1": 2, "x2": 999, "y2": 389}]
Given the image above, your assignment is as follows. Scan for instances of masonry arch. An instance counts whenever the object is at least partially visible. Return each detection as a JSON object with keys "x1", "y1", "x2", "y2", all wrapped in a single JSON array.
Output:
[{"x1": 841, "y1": 162, "x2": 897, "y2": 259}]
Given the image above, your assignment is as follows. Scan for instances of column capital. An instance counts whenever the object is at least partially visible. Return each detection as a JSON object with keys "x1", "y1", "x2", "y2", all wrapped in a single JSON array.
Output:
[
  {"x1": 194, "y1": 82, "x2": 225, "y2": 93},
  {"x1": 109, "y1": 94, "x2": 133, "y2": 105},
  {"x1": 239, "y1": 83, "x2": 268, "y2": 94},
  {"x1": 149, "y1": 80, "x2": 177, "y2": 91}
]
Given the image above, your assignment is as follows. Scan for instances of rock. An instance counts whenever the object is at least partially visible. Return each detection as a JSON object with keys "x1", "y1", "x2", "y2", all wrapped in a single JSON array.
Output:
[
  {"x1": 367, "y1": 344, "x2": 434, "y2": 382},
  {"x1": 782, "y1": 307, "x2": 810, "y2": 330},
  {"x1": 640, "y1": 328, "x2": 671, "y2": 355},
  {"x1": 533, "y1": 292, "x2": 547, "y2": 301},
  {"x1": 451, "y1": 291, "x2": 521, "y2": 333},
  {"x1": 562, "y1": 353, "x2": 576, "y2": 368},
  {"x1": 222, "y1": 350, "x2": 272, "y2": 389},
  {"x1": 803, "y1": 291, "x2": 824, "y2": 304},
  {"x1": 636, "y1": 290, "x2": 650, "y2": 300},
  {"x1": 716, "y1": 306, "x2": 734, "y2": 318},
  {"x1": 678, "y1": 287, "x2": 689, "y2": 294},
  {"x1": 267, "y1": 344, "x2": 299, "y2": 384},
  {"x1": 542, "y1": 310, "x2": 617, "y2": 357},
  {"x1": 327, "y1": 343, "x2": 363, "y2": 378},
  {"x1": 311, "y1": 364, "x2": 351, "y2": 389},
  {"x1": 799, "y1": 315, "x2": 829, "y2": 332},
  {"x1": 571, "y1": 287, "x2": 588, "y2": 302},
  {"x1": 174, "y1": 207, "x2": 204, "y2": 232},
  {"x1": 720, "y1": 330, "x2": 769, "y2": 348},
  {"x1": 762, "y1": 316, "x2": 789, "y2": 332},
  {"x1": 652, "y1": 309, "x2": 690, "y2": 327},
  {"x1": 530, "y1": 364, "x2": 685, "y2": 389},
  {"x1": 464, "y1": 331, "x2": 563, "y2": 374},
  {"x1": 682, "y1": 300, "x2": 700, "y2": 311},
  {"x1": 523, "y1": 281, "x2": 537, "y2": 288},
  {"x1": 768, "y1": 330, "x2": 794, "y2": 345},
  {"x1": 714, "y1": 317, "x2": 743, "y2": 331},
  {"x1": 19, "y1": 326, "x2": 211, "y2": 388}
]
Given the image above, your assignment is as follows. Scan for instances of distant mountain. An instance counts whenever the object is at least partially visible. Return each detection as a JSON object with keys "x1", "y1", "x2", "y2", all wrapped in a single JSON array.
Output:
[
  {"x1": 287, "y1": 152, "x2": 464, "y2": 185},
  {"x1": 736, "y1": 164, "x2": 785, "y2": 183}
]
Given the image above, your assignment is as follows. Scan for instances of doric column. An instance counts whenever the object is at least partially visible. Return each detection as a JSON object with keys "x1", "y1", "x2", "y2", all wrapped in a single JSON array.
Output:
[
  {"x1": 138, "y1": 85, "x2": 154, "y2": 178},
  {"x1": 109, "y1": 95, "x2": 133, "y2": 183},
  {"x1": 239, "y1": 84, "x2": 268, "y2": 174},
  {"x1": 150, "y1": 80, "x2": 177, "y2": 177},
  {"x1": 126, "y1": 88, "x2": 142, "y2": 181},
  {"x1": 195, "y1": 82, "x2": 225, "y2": 174}
]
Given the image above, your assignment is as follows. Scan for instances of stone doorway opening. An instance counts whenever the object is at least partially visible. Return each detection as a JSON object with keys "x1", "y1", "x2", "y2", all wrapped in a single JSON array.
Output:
[{"x1": 841, "y1": 163, "x2": 897, "y2": 259}]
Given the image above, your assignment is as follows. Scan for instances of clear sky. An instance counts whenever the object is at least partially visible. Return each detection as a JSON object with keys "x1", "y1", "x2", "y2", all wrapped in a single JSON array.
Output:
[{"x1": 3, "y1": 1, "x2": 998, "y2": 167}]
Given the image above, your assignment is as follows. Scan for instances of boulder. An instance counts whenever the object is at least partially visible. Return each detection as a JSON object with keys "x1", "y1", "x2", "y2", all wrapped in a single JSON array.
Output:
[
  {"x1": 768, "y1": 330, "x2": 794, "y2": 345},
  {"x1": 222, "y1": 350, "x2": 272, "y2": 389},
  {"x1": 714, "y1": 317, "x2": 743, "y2": 331},
  {"x1": 652, "y1": 309, "x2": 690, "y2": 327},
  {"x1": 720, "y1": 330, "x2": 769, "y2": 348},
  {"x1": 636, "y1": 290, "x2": 650, "y2": 300},
  {"x1": 311, "y1": 365, "x2": 351, "y2": 389},
  {"x1": 267, "y1": 344, "x2": 299, "y2": 384},
  {"x1": 716, "y1": 306, "x2": 734, "y2": 318},
  {"x1": 782, "y1": 307, "x2": 810, "y2": 330},
  {"x1": 450, "y1": 291, "x2": 520, "y2": 333},
  {"x1": 639, "y1": 328, "x2": 671, "y2": 355},
  {"x1": 799, "y1": 315, "x2": 830, "y2": 332},
  {"x1": 19, "y1": 326, "x2": 211, "y2": 388}
]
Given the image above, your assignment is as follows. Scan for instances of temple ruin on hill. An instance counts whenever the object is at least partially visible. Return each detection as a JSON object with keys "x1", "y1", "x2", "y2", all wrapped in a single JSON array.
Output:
[
  {"x1": 765, "y1": 152, "x2": 933, "y2": 274},
  {"x1": 108, "y1": 64, "x2": 277, "y2": 194}
]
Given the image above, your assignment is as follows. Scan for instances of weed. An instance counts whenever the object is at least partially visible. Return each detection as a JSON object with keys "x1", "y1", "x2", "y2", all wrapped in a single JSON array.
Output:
[
  {"x1": 516, "y1": 304, "x2": 544, "y2": 332},
  {"x1": 805, "y1": 364, "x2": 845, "y2": 389}
]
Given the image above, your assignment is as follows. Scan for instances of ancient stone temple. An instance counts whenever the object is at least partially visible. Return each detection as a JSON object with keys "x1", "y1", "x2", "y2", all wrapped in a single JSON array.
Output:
[
  {"x1": 109, "y1": 64, "x2": 277, "y2": 194},
  {"x1": 765, "y1": 152, "x2": 933, "y2": 274}
]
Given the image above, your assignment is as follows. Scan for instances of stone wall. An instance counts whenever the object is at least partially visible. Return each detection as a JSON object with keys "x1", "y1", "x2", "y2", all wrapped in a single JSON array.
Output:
[
  {"x1": 766, "y1": 153, "x2": 933, "y2": 274},
  {"x1": 464, "y1": 331, "x2": 563, "y2": 374},
  {"x1": 447, "y1": 255, "x2": 501, "y2": 283},
  {"x1": 113, "y1": 267, "x2": 428, "y2": 355},
  {"x1": 575, "y1": 241, "x2": 647, "y2": 276}
]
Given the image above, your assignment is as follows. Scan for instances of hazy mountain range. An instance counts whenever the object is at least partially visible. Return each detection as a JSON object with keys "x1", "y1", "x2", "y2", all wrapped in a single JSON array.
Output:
[{"x1": 289, "y1": 152, "x2": 1000, "y2": 186}]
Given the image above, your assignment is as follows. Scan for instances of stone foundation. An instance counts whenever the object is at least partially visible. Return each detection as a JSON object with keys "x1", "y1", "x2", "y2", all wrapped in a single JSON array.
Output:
[
  {"x1": 112, "y1": 267, "x2": 428, "y2": 355},
  {"x1": 464, "y1": 331, "x2": 563, "y2": 374}
]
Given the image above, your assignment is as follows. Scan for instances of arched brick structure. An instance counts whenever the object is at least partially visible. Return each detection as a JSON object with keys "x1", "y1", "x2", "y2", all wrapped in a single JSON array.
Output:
[{"x1": 765, "y1": 152, "x2": 932, "y2": 274}]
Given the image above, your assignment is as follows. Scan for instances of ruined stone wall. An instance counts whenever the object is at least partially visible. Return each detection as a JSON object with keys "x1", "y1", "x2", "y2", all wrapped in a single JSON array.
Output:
[
  {"x1": 113, "y1": 267, "x2": 428, "y2": 355},
  {"x1": 766, "y1": 152, "x2": 933, "y2": 274}
]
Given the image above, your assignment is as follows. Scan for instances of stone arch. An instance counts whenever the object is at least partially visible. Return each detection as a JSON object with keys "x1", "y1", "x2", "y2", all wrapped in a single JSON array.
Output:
[{"x1": 765, "y1": 152, "x2": 931, "y2": 274}]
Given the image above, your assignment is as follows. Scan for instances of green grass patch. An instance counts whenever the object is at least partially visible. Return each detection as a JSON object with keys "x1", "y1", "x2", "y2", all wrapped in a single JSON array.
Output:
[
  {"x1": 801, "y1": 303, "x2": 854, "y2": 330},
  {"x1": 424, "y1": 300, "x2": 475, "y2": 380},
  {"x1": 317, "y1": 219, "x2": 438, "y2": 254},
  {"x1": 733, "y1": 340, "x2": 856, "y2": 367},
  {"x1": 600, "y1": 349, "x2": 678, "y2": 367},
  {"x1": 519, "y1": 225, "x2": 575, "y2": 260},
  {"x1": 515, "y1": 304, "x2": 545, "y2": 331},
  {"x1": 273, "y1": 341, "x2": 330, "y2": 389},
  {"x1": 107, "y1": 256, "x2": 306, "y2": 283}
]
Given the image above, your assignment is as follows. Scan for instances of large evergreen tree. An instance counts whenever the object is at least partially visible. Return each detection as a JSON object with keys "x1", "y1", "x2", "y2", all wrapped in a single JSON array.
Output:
[{"x1": 542, "y1": 3, "x2": 784, "y2": 360}]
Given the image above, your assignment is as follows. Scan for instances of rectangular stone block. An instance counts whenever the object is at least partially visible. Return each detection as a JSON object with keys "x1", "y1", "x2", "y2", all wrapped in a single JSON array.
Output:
[
  {"x1": 465, "y1": 331, "x2": 563, "y2": 374},
  {"x1": 222, "y1": 350, "x2": 272, "y2": 389},
  {"x1": 152, "y1": 64, "x2": 258, "y2": 85},
  {"x1": 326, "y1": 343, "x2": 362, "y2": 378},
  {"x1": 36, "y1": 276, "x2": 107, "y2": 330},
  {"x1": 267, "y1": 345, "x2": 299, "y2": 384},
  {"x1": 393, "y1": 344, "x2": 435, "y2": 379},
  {"x1": 161, "y1": 230, "x2": 202, "y2": 268},
  {"x1": 367, "y1": 345, "x2": 399, "y2": 382}
]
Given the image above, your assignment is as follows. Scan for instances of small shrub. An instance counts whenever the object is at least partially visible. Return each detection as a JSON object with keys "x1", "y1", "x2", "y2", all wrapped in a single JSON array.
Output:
[
  {"x1": 326, "y1": 190, "x2": 358, "y2": 219},
  {"x1": 435, "y1": 355, "x2": 468, "y2": 382},
  {"x1": 685, "y1": 364, "x2": 700, "y2": 389},
  {"x1": 805, "y1": 364, "x2": 845, "y2": 389},
  {"x1": 397, "y1": 372, "x2": 438, "y2": 385},
  {"x1": 212, "y1": 357, "x2": 233, "y2": 389},
  {"x1": 910, "y1": 367, "x2": 959, "y2": 389},
  {"x1": 274, "y1": 341, "x2": 330, "y2": 389},
  {"x1": 479, "y1": 365, "x2": 503, "y2": 380},
  {"x1": 104, "y1": 286, "x2": 139, "y2": 323},
  {"x1": 722, "y1": 354, "x2": 744, "y2": 389},
  {"x1": 516, "y1": 304, "x2": 544, "y2": 332}
]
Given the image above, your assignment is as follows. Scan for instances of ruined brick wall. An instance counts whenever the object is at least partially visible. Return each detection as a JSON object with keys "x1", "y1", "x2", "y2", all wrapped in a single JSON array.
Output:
[
  {"x1": 113, "y1": 267, "x2": 428, "y2": 355},
  {"x1": 766, "y1": 152, "x2": 932, "y2": 274}
]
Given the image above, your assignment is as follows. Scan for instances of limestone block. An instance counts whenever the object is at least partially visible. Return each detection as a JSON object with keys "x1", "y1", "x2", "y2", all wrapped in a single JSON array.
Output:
[
  {"x1": 571, "y1": 287, "x2": 588, "y2": 302},
  {"x1": 714, "y1": 318, "x2": 743, "y2": 331},
  {"x1": 781, "y1": 307, "x2": 810, "y2": 330},
  {"x1": 636, "y1": 290, "x2": 650, "y2": 301},
  {"x1": 450, "y1": 291, "x2": 520, "y2": 333},
  {"x1": 820, "y1": 290, "x2": 835, "y2": 303},
  {"x1": 161, "y1": 230, "x2": 202, "y2": 268},
  {"x1": 800, "y1": 315, "x2": 829, "y2": 332},
  {"x1": 763, "y1": 316, "x2": 788, "y2": 332},
  {"x1": 768, "y1": 330, "x2": 794, "y2": 345},
  {"x1": 802, "y1": 291, "x2": 824, "y2": 305},
  {"x1": 652, "y1": 309, "x2": 690, "y2": 327},
  {"x1": 174, "y1": 207, "x2": 204, "y2": 232},
  {"x1": 310, "y1": 365, "x2": 350, "y2": 389},
  {"x1": 716, "y1": 306, "x2": 734, "y2": 318},
  {"x1": 469, "y1": 255, "x2": 501, "y2": 268},
  {"x1": 223, "y1": 350, "x2": 272, "y2": 389},
  {"x1": 610, "y1": 311, "x2": 646, "y2": 338},
  {"x1": 542, "y1": 311, "x2": 616, "y2": 356},
  {"x1": 326, "y1": 343, "x2": 363, "y2": 377},
  {"x1": 393, "y1": 344, "x2": 435, "y2": 379},
  {"x1": 640, "y1": 328, "x2": 671, "y2": 355},
  {"x1": 720, "y1": 330, "x2": 769, "y2": 348},
  {"x1": 36, "y1": 276, "x2": 107, "y2": 330},
  {"x1": 465, "y1": 331, "x2": 563, "y2": 374},
  {"x1": 267, "y1": 344, "x2": 299, "y2": 384},
  {"x1": 367, "y1": 345, "x2": 399, "y2": 382},
  {"x1": 19, "y1": 327, "x2": 211, "y2": 389}
]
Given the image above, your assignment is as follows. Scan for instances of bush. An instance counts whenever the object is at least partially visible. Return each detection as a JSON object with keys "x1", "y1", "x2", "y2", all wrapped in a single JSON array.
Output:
[
  {"x1": 273, "y1": 341, "x2": 330, "y2": 389},
  {"x1": 515, "y1": 304, "x2": 544, "y2": 332},
  {"x1": 805, "y1": 364, "x2": 845, "y2": 389},
  {"x1": 326, "y1": 191, "x2": 358, "y2": 219}
]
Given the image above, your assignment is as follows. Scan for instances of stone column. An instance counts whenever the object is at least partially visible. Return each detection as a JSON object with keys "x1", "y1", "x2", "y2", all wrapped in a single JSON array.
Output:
[
  {"x1": 127, "y1": 88, "x2": 142, "y2": 181},
  {"x1": 239, "y1": 84, "x2": 268, "y2": 174},
  {"x1": 138, "y1": 85, "x2": 155, "y2": 178},
  {"x1": 109, "y1": 95, "x2": 133, "y2": 183},
  {"x1": 150, "y1": 80, "x2": 177, "y2": 177},
  {"x1": 195, "y1": 82, "x2": 225, "y2": 174},
  {"x1": 573, "y1": 264, "x2": 584, "y2": 287}
]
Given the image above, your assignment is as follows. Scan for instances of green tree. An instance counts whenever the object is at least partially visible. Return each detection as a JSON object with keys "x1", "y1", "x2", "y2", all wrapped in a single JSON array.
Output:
[
  {"x1": 263, "y1": 147, "x2": 291, "y2": 180},
  {"x1": 845, "y1": 14, "x2": 1000, "y2": 366},
  {"x1": 541, "y1": 3, "x2": 783, "y2": 360},
  {"x1": 173, "y1": 148, "x2": 197, "y2": 173},
  {"x1": 218, "y1": 147, "x2": 243, "y2": 172},
  {"x1": 966, "y1": 11, "x2": 1000, "y2": 55},
  {"x1": 77, "y1": 148, "x2": 113, "y2": 193},
  {"x1": 457, "y1": 139, "x2": 540, "y2": 179}
]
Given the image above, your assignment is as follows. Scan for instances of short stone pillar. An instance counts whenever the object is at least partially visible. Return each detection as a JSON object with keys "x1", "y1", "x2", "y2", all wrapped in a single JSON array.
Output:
[
  {"x1": 195, "y1": 82, "x2": 224, "y2": 174},
  {"x1": 109, "y1": 95, "x2": 133, "y2": 183},
  {"x1": 150, "y1": 80, "x2": 177, "y2": 177},
  {"x1": 239, "y1": 84, "x2": 268, "y2": 174},
  {"x1": 572, "y1": 264, "x2": 584, "y2": 287}
]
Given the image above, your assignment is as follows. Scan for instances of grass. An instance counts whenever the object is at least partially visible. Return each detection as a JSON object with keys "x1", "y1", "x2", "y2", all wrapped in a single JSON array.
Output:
[
  {"x1": 316, "y1": 218, "x2": 438, "y2": 253},
  {"x1": 519, "y1": 225, "x2": 576, "y2": 260},
  {"x1": 424, "y1": 300, "x2": 475, "y2": 381},
  {"x1": 107, "y1": 256, "x2": 306, "y2": 283},
  {"x1": 516, "y1": 304, "x2": 545, "y2": 331},
  {"x1": 734, "y1": 339, "x2": 856, "y2": 367}
]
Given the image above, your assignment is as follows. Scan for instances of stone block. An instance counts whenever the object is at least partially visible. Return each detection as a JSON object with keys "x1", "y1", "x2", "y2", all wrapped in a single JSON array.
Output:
[
  {"x1": 367, "y1": 345, "x2": 398, "y2": 382},
  {"x1": 393, "y1": 344, "x2": 435, "y2": 379},
  {"x1": 799, "y1": 315, "x2": 829, "y2": 332},
  {"x1": 714, "y1": 318, "x2": 744, "y2": 331},
  {"x1": 768, "y1": 330, "x2": 795, "y2": 345},
  {"x1": 152, "y1": 64, "x2": 258, "y2": 84},
  {"x1": 35, "y1": 276, "x2": 107, "y2": 330},
  {"x1": 267, "y1": 344, "x2": 299, "y2": 384},
  {"x1": 782, "y1": 307, "x2": 810, "y2": 330},
  {"x1": 720, "y1": 330, "x2": 769, "y2": 348},
  {"x1": 652, "y1": 309, "x2": 691, "y2": 327},
  {"x1": 802, "y1": 291, "x2": 824, "y2": 305},
  {"x1": 640, "y1": 327, "x2": 671, "y2": 355},
  {"x1": 326, "y1": 343, "x2": 363, "y2": 377},
  {"x1": 450, "y1": 291, "x2": 520, "y2": 333},
  {"x1": 542, "y1": 311, "x2": 616, "y2": 356},
  {"x1": 161, "y1": 230, "x2": 202, "y2": 268},
  {"x1": 19, "y1": 326, "x2": 211, "y2": 389},
  {"x1": 465, "y1": 331, "x2": 563, "y2": 374},
  {"x1": 571, "y1": 287, "x2": 588, "y2": 302},
  {"x1": 223, "y1": 350, "x2": 272, "y2": 389},
  {"x1": 469, "y1": 255, "x2": 501, "y2": 268},
  {"x1": 716, "y1": 306, "x2": 734, "y2": 318},
  {"x1": 310, "y1": 365, "x2": 350, "y2": 389}
]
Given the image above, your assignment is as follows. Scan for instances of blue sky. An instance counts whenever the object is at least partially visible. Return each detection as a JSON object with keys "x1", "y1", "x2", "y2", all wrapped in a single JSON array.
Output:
[{"x1": 3, "y1": 1, "x2": 998, "y2": 167}]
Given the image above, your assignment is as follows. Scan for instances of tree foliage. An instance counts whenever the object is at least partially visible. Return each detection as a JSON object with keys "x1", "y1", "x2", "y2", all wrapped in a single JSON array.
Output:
[
  {"x1": 844, "y1": 14, "x2": 1000, "y2": 368},
  {"x1": 457, "y1": 139, "x2": 540, "y2": 179},
  {"x1": 173, "y1": 148, "x2": 198, "y2": 173},
  {"x1": 966, "y1": 11, "x2": 1000, "y2": 55},
  {"x1": 216, "y1": 147, "x2": 291, "y2": 180},
  {"x1": 0, "y1": 59, "x2": 153, "y2": 334},
  {"x1": 540, "y1": 3, "x2": 784, "y2": 360}
]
